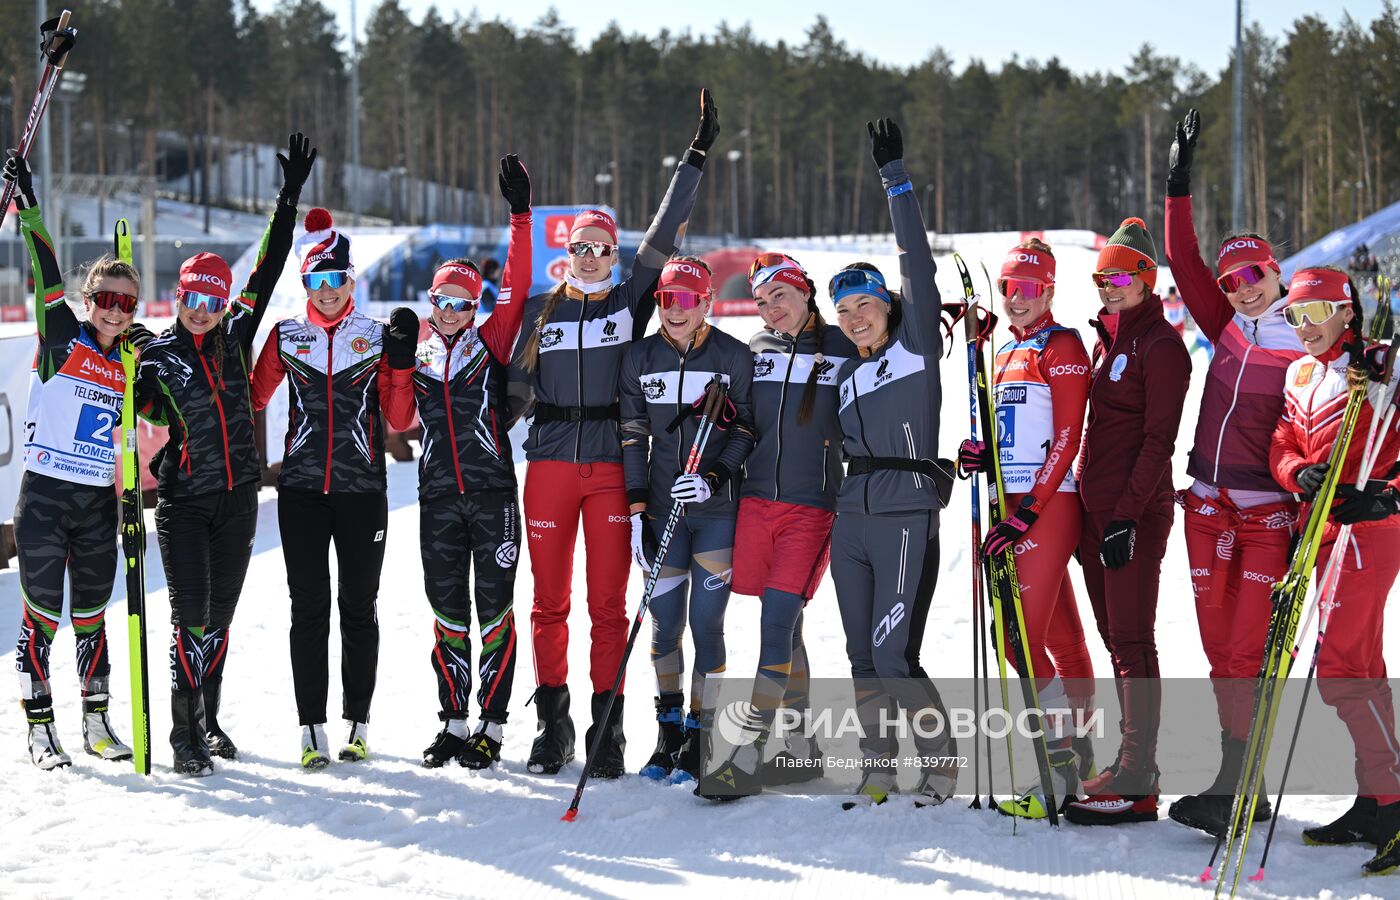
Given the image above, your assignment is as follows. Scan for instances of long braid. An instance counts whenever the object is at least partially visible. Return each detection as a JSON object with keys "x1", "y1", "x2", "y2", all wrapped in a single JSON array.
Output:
[
  {"x1": 795, "y1": 305, "x2": 827, "y2": 426},
  {"x1": 207, "y1": 321, "x2": 227, "y2": 403},
  {"x1": 519, "y1": 283, "x2": 569, "y2": 373}
]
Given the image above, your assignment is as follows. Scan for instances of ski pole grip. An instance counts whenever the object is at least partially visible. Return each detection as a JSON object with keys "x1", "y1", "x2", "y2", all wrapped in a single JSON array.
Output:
[{"x1": 699, "y1": 374, "x2": 727, "y2": 423}]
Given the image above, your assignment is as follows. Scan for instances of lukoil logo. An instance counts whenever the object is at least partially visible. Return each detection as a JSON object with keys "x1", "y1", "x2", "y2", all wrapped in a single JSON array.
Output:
[
  {"x1": 527, "y1": 518, "x2": 556, "y2": 529},
  {"x1": 1190, "y1": 567, "x2": 1211, "y2": 578},
  {"x1": 667, "y1": 260, "x2": 706, "y2": 279},
  {"x1": 187, "y1": 271, "x2": 229, "y2": 290},
  {"x1": 1009, "y1": 252, "x2": 1040, "y2": 264},
  {"x1": 1221, "y1": 239, "x2": 1260, "y2": 254}
]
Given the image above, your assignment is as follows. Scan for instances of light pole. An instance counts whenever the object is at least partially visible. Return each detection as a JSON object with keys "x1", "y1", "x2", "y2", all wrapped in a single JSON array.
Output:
[
  {"x1": 594, "y1": 170, "x2": 613, "y2": 208},
  {"x1": 727, "y1": 149, "x2": 742, "y2": 237},
  {"x1": 389, "y1": 165, "x2": 408, "y2": 226},
  {"x1": 56, "y1": 70, "x2": 85, "y2": 250}
]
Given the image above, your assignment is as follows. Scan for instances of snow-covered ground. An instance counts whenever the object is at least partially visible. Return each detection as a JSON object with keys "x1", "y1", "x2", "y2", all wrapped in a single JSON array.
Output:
[{"x1": 0, "y1": 258, "x2": 1394, "y2": 899}]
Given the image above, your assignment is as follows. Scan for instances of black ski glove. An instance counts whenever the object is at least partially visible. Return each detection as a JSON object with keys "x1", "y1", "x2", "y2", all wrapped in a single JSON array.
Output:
[
  {"x1": 691, "y1": 88, "x2": 720, "y2": 153},
  {"x1": 1294, "y1": 462, "x2": 1330, "y2": 498},
  {"x1": 126, "y1": 322, "x2": 156, "y2": 352},
  {"x1": 867, "y1": 118, "x2": 904, "y2": 169},
  {"x1": 1332, "y1": 480, "x2": 1400, "y2": 525},
  {"x1": 1099, "y1": 519, "x2": 1137, "y2": 571},
  {"x1": 3, "y1": 151, "x2": 37, "y2": 209},
  {"x1": 498, "y1": 154, "x2": 531, "y2": 215},
  {"x1": 1347, "y1": 340, "x2": 1391, "y2": 382},
  {"x1": 276, "y1": 132, "x2": 317, "y2": 206},
  {"x1": 385, "y1": 306, "x2": 420, "y2": 370},
  {"x1": 1166, "y1": 108, "x2": 1199, "y2": 198}
]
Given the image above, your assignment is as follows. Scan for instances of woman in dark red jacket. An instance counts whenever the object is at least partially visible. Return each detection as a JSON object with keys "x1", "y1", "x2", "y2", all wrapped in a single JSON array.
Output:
[{"x1": 1065, "y1": 217, "x2": 1191, "y2": 827}]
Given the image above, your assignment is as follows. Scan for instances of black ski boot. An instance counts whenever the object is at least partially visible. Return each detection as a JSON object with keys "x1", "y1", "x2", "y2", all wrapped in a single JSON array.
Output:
[
  {"x1": 584, "y1": 691, "x2": 626, "y2": 779},
  {"x1": 422, "y1": 715, "x2": 470, "y2": 768},
  {"x1": 457, "y1": 722, "x2": 503, "y2": 770},
  {"x1": 171, "y1": 689, "x2": 213, "y2": 777},
  {"x1": 667, "y1": 711, "x2": 710, "y2": 785},
  {"x1": 1305, "y1": 796, "x2": 1380, "y2": 846},
  {"x1": 1169, "y1": 735, "x2": 1272, "y2": 836},
  {"x1": 526, "y1": 685, "x2": 575, "y2": 775},
  {"x1": 640, "y1": 692, "x2": 686, "y2": 780},
  {"x1": 1364, "y1": 801, "x2": 1400, "y2": 875},
  {"x1": 696, "y1": 728, "x2": 766, "y2": 802},
  {"x1": 202, "y1": 677, "x2": 238, "y2": 760}
]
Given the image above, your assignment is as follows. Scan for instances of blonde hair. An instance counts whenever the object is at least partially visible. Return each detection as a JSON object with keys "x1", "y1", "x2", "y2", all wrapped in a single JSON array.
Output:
[{"x1": 81, "y1": 254, "x2": 141, "y2": 296}]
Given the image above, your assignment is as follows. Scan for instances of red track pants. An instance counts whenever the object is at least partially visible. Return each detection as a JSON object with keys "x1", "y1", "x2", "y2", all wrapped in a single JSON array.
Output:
[{"x1": 524, "y1": 461, "x2": 632, "y2": 693}]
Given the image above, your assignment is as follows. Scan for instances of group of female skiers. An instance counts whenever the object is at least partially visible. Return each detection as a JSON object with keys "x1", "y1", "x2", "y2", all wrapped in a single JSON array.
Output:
[{"x1": 6, "y1": 93, "x2": 1399, "y2": 875}]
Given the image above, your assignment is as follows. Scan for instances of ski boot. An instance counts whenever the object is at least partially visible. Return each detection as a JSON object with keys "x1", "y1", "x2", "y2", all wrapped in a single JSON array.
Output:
[
  {"x1": 457, "y1": 721, "x2": 503, "y2": 770},
  {"x1": 912, "y1": 766, "x2": 958, "y2": 809},
  {"x1": 1364, "y1": 801, "x2": 1400, "y2": 875},
  {"x1": 842, "y1": 768, "x2": 894, "y2": 810},
  {"x1": 339, "y1": 722, "x2": 369, "y2": 762},
  {"x1": 998, "y1": 745, "x2": 1081, "y2": 819},
  {"x1": 640, "y1": 693, "x2": 686, "y2": 780},
  {"x1": 696, "y1": 724, "x2": 765, "y2": 802},
  {"x1": 1065, "y1": 767, "x2": 1159, "y2": 825},
  {"x1": 301, "y1": 724, "x2": 331, "y2": 770},
  {"x1": 422, "y1": 716, "x2": 470, "y2": 769},
  {"x1": 1305, "y1": 796, "x2": 1379, "y2": 846},
  {"x1": 761, "y1": 730, "x2": 824, "y2": 787},
  {"x1": 203, "y1": 677, "x2": 238, "y2": 760},
  {"x1": 526, "y1": 685, "x2": 575, "y2": 775},
  {"x1": 584, "y1": 691, "x2": 626, "y2": 779},
  {"x1": 24, "y1": 696, "x2": 72, "y2": 771},
  {"x1": 666, "y1": 710, "x2": 709, "y2": 785},
  {"x1": 82, "y1": 693, "x2": 133, "y2": 762},
  {"x1": 1169, "y1": 735, "x2": 1271, "y2": 836},
  {"x1": 171, "y1": 689, "x2": 213, "y2": 777}
]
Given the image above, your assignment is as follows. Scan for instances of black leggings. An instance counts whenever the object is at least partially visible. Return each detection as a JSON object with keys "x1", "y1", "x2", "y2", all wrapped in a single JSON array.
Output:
[
  {"x1": 277, "y1": 489, "x2": 388, "y2": 725},
  {"x1": 155, "y1": 482, "x2": 259, "y2": 691}
]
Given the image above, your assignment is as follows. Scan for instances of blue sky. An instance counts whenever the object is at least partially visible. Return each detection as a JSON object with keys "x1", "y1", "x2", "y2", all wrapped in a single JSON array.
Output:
[{"x1": 260, "y1": 1, "x2": 1390, "y2": 75}]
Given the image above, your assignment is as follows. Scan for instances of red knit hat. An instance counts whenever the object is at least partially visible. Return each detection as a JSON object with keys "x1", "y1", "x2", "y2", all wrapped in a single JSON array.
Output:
[
  {"x1": 431, "y1": 261, "x2": 483, "y2": 300},
  {"x1": 1000, "y1": 244, "x2": 1055, "y2": 285},
  {"x1": 570, "y1": 209, "x2": 618, "y2": 244},
  {"x1": 1287, "y1": 268, "x2": 1352, "y2": 305},
  {"x1": 658, "y1": 258, "x2": 711, "y2": 294},
  {"x1": 1216, "y1": 235, "x2": 1278, "y2": 277},
  {"x1": 178, "y1": 252, "x2": 233, "y2": 300},
  {"x1": 1097, "y1": 217, "x2": 1158, "y2": 291},
  {"x1": 295, "y1": 207, "x2": 355, "y2": 276}
]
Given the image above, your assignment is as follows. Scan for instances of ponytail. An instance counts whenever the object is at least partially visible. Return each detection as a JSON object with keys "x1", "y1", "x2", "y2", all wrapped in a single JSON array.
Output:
[
  {"x1": 208, "y1": 322, "x2": 227, "y2": 403},
  {"x1": 519, "y1": 283, "x2": 569, "y2": 373},
  {"x1": 795, "y1": 306, "x2": 827, "y2": 426}
]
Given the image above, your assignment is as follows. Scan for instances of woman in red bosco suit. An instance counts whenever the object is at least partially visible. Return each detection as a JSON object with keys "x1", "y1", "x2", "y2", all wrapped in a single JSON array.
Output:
[
  {"x1": 959, "y1": 238, "x2": 1096, "y2": 819},
  {"x1": 251, "y1": 209, "x2": 418, "y2": 769},
  {"x1": 1160, "y1": 107, "x2": 1307, "y2": 837},
  {"x1": 509, "y1": 89, "x2": 718, "y2": 779},
  {"x1": 1269, "y1": 266, "x2": 1400, "y2": 876},
  {"x1": 1065, "y1": 217, "x2": 1191, "y2": 827}
]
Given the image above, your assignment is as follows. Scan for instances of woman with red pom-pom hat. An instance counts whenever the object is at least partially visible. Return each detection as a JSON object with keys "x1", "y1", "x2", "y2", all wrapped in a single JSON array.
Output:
[
  {"x1": 134, "y1": 134, "x2": 317, "y2": 776},
  {"x1": 1065, "y1": 216, "x2": 1191, "y2": 826},
  {"x1": 251, "y1": 196, "x2": 419, "y2": 769}
]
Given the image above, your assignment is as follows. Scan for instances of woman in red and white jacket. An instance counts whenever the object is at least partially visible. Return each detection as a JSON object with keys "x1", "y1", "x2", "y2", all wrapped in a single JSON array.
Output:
[
  {"x1": 960, "y1": 238, "x2": 1095, "y2": 819},
  {"x1": 1162, "y1": 107, "x2": 1307, "y2": 837},
  {"x1": 1268, "y1": 266, "x2": 1400, "y2": 876}
]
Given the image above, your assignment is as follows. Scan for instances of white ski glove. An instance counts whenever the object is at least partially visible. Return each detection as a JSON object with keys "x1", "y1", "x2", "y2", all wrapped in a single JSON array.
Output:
[
  {"x1": 630, "y1": 512, "x2": 657, "y2": 571},
  {"x1": 670, "y1": 473, "x2": 713, "y2": 505}
]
